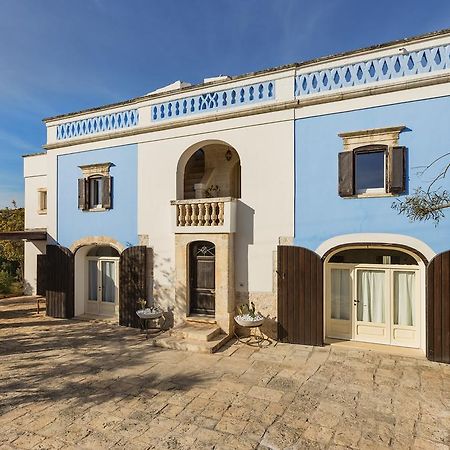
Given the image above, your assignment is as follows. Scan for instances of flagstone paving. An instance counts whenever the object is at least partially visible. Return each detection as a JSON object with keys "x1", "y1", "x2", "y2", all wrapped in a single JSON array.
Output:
[{"x1": 1, "y1": 296, "x2": 450, "y2": 449}]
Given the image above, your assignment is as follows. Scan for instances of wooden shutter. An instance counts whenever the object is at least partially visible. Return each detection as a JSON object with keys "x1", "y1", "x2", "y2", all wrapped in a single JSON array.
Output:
[
  {"x1": 45, "y1": 245, "x2": 74, "y2": 319},
  {"x1": 119, "y1": 246, "x2": 147, "y2": 328},
  {"x1": 387, "y1": 146, "x2": 406, "y2": 194},
  {"x1": 36, "y1": 254, "x2": 47, "y2": 296},
  {"x1": 102, "y1": 176, "x2": 112, "y2": 209},
  {"x1": 78, "y1": 178, "x2": 89, "y2": 210},
  {"x1": 338, "y1": 151, "x2": 354, "y2": 197},
  {"x1": 277, "y1": 246, "x2": 323, "y2": 346},
  {"x1": 427, "y1": 250, "x2": 450, "y2": 363}
]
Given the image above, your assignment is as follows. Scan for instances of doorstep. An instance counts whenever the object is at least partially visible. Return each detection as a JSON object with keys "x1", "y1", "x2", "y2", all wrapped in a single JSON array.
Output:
[{"x1": 325, "y1": 338, "x2": 426, "y2": 359}]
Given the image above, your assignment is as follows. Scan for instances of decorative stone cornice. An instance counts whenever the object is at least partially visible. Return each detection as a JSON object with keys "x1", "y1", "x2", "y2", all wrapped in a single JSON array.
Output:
[
  {"x1": 339, "y1": 126, "x2": 406, "y2": 151},
  {"x1": 78, "y1": 162, "x2": 113, "y2": 177}
]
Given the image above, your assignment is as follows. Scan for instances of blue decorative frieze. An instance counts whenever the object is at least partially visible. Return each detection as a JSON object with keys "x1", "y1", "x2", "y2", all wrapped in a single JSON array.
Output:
[
  {"x1": 295, "y1": 45, "x2": 450, "y2": 96},
  {"x1": 151, "y1": 81, "x2": 275, "y2": 122},
  {"x1": 56, "y1": 109, "x2": 139, "y2": 140}
]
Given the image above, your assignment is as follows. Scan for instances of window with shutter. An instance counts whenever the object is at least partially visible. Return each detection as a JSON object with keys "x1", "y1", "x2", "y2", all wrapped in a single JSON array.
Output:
[
  {"x1": 338, "y1": 127, "x2": 407, "y2": 198},
  {"x1": 78, "y1": 162, "x2": 114, "y2": 211}
]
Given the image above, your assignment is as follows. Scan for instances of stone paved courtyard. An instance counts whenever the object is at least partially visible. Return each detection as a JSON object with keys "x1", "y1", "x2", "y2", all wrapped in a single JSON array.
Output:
[{"x1": 1, "y1": 297, "x2": 449, "y2": 449}]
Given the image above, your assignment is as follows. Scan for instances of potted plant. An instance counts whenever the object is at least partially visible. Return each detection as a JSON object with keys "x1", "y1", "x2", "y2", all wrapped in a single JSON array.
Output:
[
  {"x1": 234, "y1": 302, "x2": 265, "y2": 327},
  {"x1": 136, "y1": 298, "x2": 163, "y2": 319}
]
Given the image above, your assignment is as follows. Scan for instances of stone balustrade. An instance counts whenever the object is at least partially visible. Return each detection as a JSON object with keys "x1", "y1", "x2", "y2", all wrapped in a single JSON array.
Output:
[{"x1": 171, "y1": 197, "x2": 237, "y2": 233}]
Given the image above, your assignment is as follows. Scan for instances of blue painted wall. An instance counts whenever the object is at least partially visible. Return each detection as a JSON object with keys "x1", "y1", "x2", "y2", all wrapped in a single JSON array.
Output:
[
  {"x1": 295, "y1": 96, "x2": 450, "y2": 254},
  {"x1": 57, "y1": 144, "x2": 138, "y2": 248}
]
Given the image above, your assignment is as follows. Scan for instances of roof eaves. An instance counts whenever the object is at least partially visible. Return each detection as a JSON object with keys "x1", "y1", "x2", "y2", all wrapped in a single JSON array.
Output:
[{"x1": 42, "y1": 27, "x2": 450, "y2": 123}]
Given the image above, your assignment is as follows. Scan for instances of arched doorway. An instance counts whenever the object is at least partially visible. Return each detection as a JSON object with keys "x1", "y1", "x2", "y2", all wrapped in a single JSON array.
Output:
[
  {"x1": 74, "y1": 244, "x2": 121, "y2": 317},
  {"x1": 189, "y1": 241, "x2": 215, "y2": 316},
  {"x1": 324, "y1": 246, "x2": 423, "y2": 348},
  {"x1": 181, "y1": 143, "x2": 241, "y2": 200},
  {"x1": 85, "y1": 246, "x2": 120, "y2": 316}
]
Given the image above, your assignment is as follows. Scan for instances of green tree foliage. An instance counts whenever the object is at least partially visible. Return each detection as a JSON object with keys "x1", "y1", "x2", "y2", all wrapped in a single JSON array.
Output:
[
  {"x1": 0, "y1": 201, "x2": 24, "y2": 280},
  {"x1": 392, "y1": 153, "x2": 450, "y2": 224}
]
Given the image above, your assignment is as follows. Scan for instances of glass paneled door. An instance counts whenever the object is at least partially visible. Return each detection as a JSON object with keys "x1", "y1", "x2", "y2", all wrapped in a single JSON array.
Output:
[
  {"x1": 327, "y1": 261, "x2": 420, "y2": 348},
  {"x1": 86, "y1": 258, "x2": 119, "y2": 316}
]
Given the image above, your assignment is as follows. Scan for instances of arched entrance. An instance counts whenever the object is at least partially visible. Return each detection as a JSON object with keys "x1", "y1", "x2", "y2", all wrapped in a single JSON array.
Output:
[
  {"x1": 74, "y1": 244, "x2": 121, "y2": 317},
  {"x1": 179, "y1": 142, "x2": 241, "y2": 200},
  {"x1": 85, "y1": 246, "x2": 120, "y2": 316},
  {"x1": 324, "y1": 246, "x2": 423, "y2": 348},
  {"x1": 189, "y1": 241, "x2": 215, "y2": 316}
]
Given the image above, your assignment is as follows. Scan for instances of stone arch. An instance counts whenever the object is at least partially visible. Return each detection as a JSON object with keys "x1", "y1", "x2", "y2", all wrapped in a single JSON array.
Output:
[
  {"x1": 316, "y1": 233, "x2": 434, "y2": 263},
  {"x1": 70, "y1": 236, "x2": 125, "y2": 254},
  {"x1": 176, "y1": 139, "x2": 241, "y2": 200}
]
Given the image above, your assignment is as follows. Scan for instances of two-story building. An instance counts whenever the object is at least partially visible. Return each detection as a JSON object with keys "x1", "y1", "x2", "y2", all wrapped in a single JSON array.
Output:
[{"x1": 23, "y1": 29, "x2": 450, "y2": 362}]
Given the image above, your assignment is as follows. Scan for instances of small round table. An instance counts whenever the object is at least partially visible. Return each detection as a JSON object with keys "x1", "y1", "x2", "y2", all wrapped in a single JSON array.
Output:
[
  {"x1": 136, "y1": 310, "x2": 165, "y2": 339},
  {"x1": 234, "y1": 318, "x2": 271, "y2": 348}
]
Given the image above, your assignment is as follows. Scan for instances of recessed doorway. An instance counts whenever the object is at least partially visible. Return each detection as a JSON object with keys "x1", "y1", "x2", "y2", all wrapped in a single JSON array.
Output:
[
  {"x1": 325, "y1": 247, "x2": 421, "y2": 348},
  {"x1": 85, "y1": 246, "x2": 120, "y2": 316},
  {"x1": 189, "y1": 241, "x2": 215, "y2": 316}
]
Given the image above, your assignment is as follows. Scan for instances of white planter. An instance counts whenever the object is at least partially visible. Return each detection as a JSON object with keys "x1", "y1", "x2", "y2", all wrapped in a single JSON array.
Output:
[
  {"x1": 234, "y1": 315, "x2": 264, "y2": 328},
  {"x1": 136, "y1": 308, "x2": 163, "y2": 320}
]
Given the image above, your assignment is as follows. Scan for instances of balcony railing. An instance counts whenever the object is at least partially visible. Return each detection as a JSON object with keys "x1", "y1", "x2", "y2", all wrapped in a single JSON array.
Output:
[{"x1": 170, "y1": 197, "x2": 237, "y2": 233}]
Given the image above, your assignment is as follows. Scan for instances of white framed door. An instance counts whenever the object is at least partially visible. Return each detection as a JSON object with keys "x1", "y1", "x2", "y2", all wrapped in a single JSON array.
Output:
[
  {"x1": 326, "y1": 263, "x2": 420, "y2": 348},
  {"x1": 86, "y1": 257, "x2": 119, "y2": 316},
  {"x1": 354, "y1": 268, "x2": 390, "y2": 344}
]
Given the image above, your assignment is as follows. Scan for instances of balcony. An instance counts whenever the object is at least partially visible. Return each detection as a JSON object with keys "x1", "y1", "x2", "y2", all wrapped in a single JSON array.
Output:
[{"x1": 171, "y1": 197, "x2": 237, "y2": 234}]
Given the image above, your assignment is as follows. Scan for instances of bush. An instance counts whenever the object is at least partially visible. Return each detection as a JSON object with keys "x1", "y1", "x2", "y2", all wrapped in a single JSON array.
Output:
[{"x1": 0, "y1": 271, "x2": 13, "y2": 294}]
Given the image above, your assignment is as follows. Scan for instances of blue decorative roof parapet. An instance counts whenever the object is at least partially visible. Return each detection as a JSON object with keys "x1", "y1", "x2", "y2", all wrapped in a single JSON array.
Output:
[
  {"x1": 56, "y1": 109, "x2": 139, "y2": 140},
  {"x1": 151, "y1": 80, "x2": 275, "y2": 122},
  {"x1": 295, "y1": 45, "x2": 450, "y2": 96}
]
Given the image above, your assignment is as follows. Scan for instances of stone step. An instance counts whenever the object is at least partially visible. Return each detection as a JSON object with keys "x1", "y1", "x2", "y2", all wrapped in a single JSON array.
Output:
[
  {"x1": 185, "y1": 315, "x2": 217, "y2": 325},
  {"x1": 170, "y1": 323, "x2": 221, "y2": 342},
  {"x1": 151, "y1": 331, "x2": 230, "y2": 354}
]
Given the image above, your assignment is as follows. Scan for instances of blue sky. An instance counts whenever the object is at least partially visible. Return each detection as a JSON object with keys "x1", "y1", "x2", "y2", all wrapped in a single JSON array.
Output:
[{"x1": 1, "y1": 0, "x2": 449, "y2": 208}]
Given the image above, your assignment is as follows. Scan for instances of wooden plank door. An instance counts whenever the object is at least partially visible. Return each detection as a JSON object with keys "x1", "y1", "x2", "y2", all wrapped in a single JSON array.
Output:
[
  {"x1": 277, "y1": 246, "x2": 323, "y2": 345},
  {"x1": 45, "y1": 245, "x2": 74, "y2": 319},
  {"x1": 189, "y1": 241, "x2": 215, "y2": 316},
  {"x1": 119, "y1": 246, "x2": 147, "y2": 328},
  {"x1": 36, "y1": 254, "x2": 47, "y2": 296},
  {"x1": 427, "y1": 250, "x2": 450, "y2": 363}
]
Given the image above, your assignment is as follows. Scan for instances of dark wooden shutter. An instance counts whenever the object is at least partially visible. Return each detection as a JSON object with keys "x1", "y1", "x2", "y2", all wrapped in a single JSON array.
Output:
[
  {"x1": 119, "y1": 246, "x2": 147, "y2": 328},
  {"x1": 388, "y1": 146, "x2": 406, "y2": 194},
  {"x1": 45, "y1": 245, "x2": 74, "y2": 319},
  {"x1": 78, "y1": 178, "x2": 89, "y2": 210},
  {"x1": 36, "y1": 254, "x2": 47, "y2": 296},
  {"x1": 277, "y1": 246, "x2": 323, "y2": 345},
  {"x1": 427, "y1": 250, "x2": 450, "y2": 363},
  {"x1": 102, "y1": 176, "x2": 112, "y2": 209},
  {"x1": 338, "y1": 151, "x2": 354, "y2": 197}
]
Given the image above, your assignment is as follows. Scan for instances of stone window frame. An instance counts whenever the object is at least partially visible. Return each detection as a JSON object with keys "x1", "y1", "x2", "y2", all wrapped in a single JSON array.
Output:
[
  {"x1": 338, "y1": 126, "x2": 406, "y2": 199},
  {"x1": 37, "y1": 188, "x2": 47, "y2": 215},
  {"x1": 78, "y1": 162, "x2": 113, "y2": 212}
]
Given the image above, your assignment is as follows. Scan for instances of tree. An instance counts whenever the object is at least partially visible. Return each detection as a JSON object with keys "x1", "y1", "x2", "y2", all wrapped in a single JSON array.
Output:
[
  {"x1": 0, "y1": 201, "x2": 25, "y2": 280},
  {"x1": 392, "y1": 153, "x2": 450, "y2": 224}
]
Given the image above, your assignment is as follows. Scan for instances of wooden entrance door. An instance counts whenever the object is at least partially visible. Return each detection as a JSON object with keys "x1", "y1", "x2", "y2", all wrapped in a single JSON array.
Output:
[{"x1": 189, "y1": 241, "x2": 215, "y2": 316}]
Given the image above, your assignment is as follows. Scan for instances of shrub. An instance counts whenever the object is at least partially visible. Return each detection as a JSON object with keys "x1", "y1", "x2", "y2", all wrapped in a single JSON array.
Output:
[{"x1": 0, "y1": 271, "x2": 13, "y2": 294}]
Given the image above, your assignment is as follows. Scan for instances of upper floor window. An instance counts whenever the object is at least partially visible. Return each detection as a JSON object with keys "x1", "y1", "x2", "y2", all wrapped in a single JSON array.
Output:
[
  {"x1": 88, "y1": 176, "x2": 103, "y2": 209},
  {"x1": 37, "y1": 189, "x2": 47, "y2": 214},
  {"x1": 78, "y1": 163, "x2": 113, "y2": 211},
  {"x1": 338, "y1": 127, "x2": 407, "y2": 198},
  {"x1": 354, "y1": 148, "x2": 386, "y2": 194}
]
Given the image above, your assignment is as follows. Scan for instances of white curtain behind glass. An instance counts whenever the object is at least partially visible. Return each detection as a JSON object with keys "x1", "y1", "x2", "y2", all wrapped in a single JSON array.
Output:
[
  {"x1": 394, "y1": 271, "x2": 415, "y2": 326},
  {"x1": 331, "y1": 269, "x2": 350, "y2": 320},
  {"x1": 88, "y1": 261, "x2": 97, "y2": 300},
  {"x1": 102, "y1": 261, "x2": 115, "y2": 303},
  {"x1": 357, "y1": 270, "x2": 385, "y2": 323}
]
